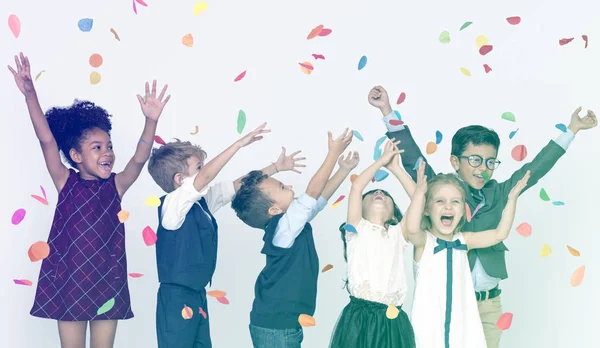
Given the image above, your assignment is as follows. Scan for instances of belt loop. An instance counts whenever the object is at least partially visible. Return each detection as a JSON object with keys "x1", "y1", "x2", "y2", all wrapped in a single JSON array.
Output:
[{"x1": 483, "y1": 291, "x2": 488, "y2": 301}]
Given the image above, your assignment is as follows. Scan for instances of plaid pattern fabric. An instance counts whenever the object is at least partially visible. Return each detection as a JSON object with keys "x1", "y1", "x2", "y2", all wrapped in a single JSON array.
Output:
[{"x1": 30, "y1": 169, "x2": 134, "y2": 321}]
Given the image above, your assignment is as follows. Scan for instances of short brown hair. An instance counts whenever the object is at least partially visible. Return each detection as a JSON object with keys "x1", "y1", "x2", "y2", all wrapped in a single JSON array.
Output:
[
  {"x1": 147, "y1": 139, "x2": 207, "y2": 192},
  {"x1": 421, "y1": 174, "x2": 467, "y2": 234}
]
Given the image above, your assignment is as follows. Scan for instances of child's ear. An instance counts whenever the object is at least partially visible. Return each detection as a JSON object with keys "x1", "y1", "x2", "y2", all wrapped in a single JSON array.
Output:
[
  {"x1": 449, "y1": 155, "x2": 460, "y2": 171},
  {"x1": 268, "y1": 206, "x2": 282, "y2": 216},
  {"x1": 173, "y1": 173, "x2": 184, "y2": 187},
  {"x1": 69, "y1": 148, "x2": 82, "y2": 164}
]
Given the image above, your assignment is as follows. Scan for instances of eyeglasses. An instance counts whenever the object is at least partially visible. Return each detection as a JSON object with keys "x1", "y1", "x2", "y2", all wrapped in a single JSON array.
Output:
[{"x1": 455, "y1": 155, "x2": 501, "y2": 170}]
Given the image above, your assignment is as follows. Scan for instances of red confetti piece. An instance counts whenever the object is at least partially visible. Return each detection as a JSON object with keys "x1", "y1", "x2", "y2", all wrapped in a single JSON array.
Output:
[
  {"x1": 234, "y1": 70, "x2": 246, "y2": 82},
  {"x1": 506, "y1": 16, "x2": 521, "y2": 25},
  {"x1": 216, "y1": 296, "x2": 229, "y2": 304},
  {"x1": 312, "y1": 54, "x2": 325, "y2": 60},
  {"x1": 496, "y1": 312, "x2": 513, "y2": 330},
  {"x1": 318, "y1": 28, "x2": 332, "y2": 37},
  {"x1": 333, "y1": 195, "x2": 345, "y2": 205},
  {"x1": 511, "y1": 145, "x2": 527, "y2": 162},
  {"x1": 298, "y1": 62, "x2": 314, "y2": 71},
  {"x1": 13, "y1": 279, "x2": 33, "y2": 286},
  {"x1": 516, "y1": 222, "x2": 532, "y2": 237},
  {"x1": 142, "y1": 226, "x2": 157, "y2": 246},
  {"x1": 154, "y1": 135, "x2": 166, "y2": 145},
  {"x1": 582, "y1": 35, "x2": 588, "y2": 48},
  {"x1": 307, "y1": 25, "x2": 324, "y2": 39},
  {"x1": 479, "y1": 45, "x2": 493, "y2": 55},
  {"x1": 199, "y1": 307, "x2": 207, "y2": 319},
  {"x1": 483, "y1": 64, "x2": 492, "y2": 73},
  {"x1": 396, "y1": 92, "x2": 406, "y2": 105},
  {"x1": 389, "y1": 119, "x2": 404, "y2": 126},
  {"x1": 559, "y1": 38, "x2": 574, "y2": 46},
  {"x1": 128, "y1": 273, "x2": 144, "y2": 278},
  {"x1": 12, "y1": 208, "x2": 26, "y2": 225}
]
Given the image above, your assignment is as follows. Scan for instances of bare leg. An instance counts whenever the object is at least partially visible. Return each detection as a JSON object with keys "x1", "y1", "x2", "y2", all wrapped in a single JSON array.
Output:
[
  {"x1": 58, "y1": 320, "x2": 87, "y2": 348},
  {"x1": 90, "y1": 320, "x2": 118, "y2": 348}
]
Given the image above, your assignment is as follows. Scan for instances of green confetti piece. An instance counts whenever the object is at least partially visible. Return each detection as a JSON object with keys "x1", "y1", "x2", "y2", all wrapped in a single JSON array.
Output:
[
  {"x1": 97, "y1": 298, "x2": 115, "y2": 315},
  {"x1": 482, "y1": 172, "x2": 490, "y2": 181},
  {"x1": 539, "y1": 188, "x2": 550, "y2": 201},
  {"x1": 237, "y1": 110, "x2": 246, "y2": 134},
  {"x1": 439, "y1": 30, "x2": 451, "y2": 44},
  {"x1": 501, "y1": 112, "x2": 515, "y2": 122},
  {"x1": 459, "y1": 21, "x2": 473, "y2": 31}
]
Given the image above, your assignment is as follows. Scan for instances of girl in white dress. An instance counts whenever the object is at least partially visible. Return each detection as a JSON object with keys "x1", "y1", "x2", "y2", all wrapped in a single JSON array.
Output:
[
  {"x1": 405, "y1": 161, "x2": 530, "y2": 348},
  {"x1": 330, "y1": 140, "x2": 418, "y2": 348}
]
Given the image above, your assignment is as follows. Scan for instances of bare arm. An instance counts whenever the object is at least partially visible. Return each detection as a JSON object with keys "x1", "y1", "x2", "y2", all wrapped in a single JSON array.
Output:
[
  {"x1": 234, "y1": 147, "x2": 306, "y2": 192},
  {"x1": 386, "y1": 153, "x2": 417, "y2": 198},
  {"x1": 306, "y1": 130, "x2": 353, "y2": 199},
  {"x1": 347, "y1": 156, "x2": 388, "y2": 227},
  {"x1": 403, "y1": 160, "x2": 429, "y2": 250},
  {"x1": 322, "y1": 151, "x2": 359, "y2": 200}
]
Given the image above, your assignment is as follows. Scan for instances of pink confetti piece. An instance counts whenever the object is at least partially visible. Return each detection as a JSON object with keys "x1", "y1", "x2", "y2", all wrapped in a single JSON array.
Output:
[
  {"x1": 389, "y1": 119, "x2": 404, "y2": 126},
  {"x1": 479, "y1": 45, "x2": 493, "y2": 55},
  {"x1": 516, "y1": 222, "x2": 532, "y2": 237},
  {"x1": 465, "y1": 203, "x2": 472, "y2": 222},
  {"x1": 496, "y1": 312, "x2": 513, "y2": 330},
  {"x1": 142, "y1": 226, "x2": 157, "y2": 246},
  {"x1": 318, "y1": 28, "x2": 332, "y2": 37},
  {"x1": 199, "y1": 307, "x2": 207, "y2": 319},
  {"x1": 133, "y1": 0, "x2": 137, "y2": 14},
  {"x1": 31, "y1": 185, "x2": 48, "y2": 205},
  {"x1": 506, "y1": 16, "x2": 521, "y2": 25},
  {"x1": 154, "y1": 135, "x2": 166, "y2": 145},
  {"x1": 396, "y1": 92, "x2": 406, "y2": 105},
  {"x1": 559, "y1": 38, "x2": 574, "y2": 46},
  {"x1": 12, "y1": 208, "x2": 26, "y2": 225},
  {"x1": 312, "y1": 54, "x2": 325, "y2": 60},
  {"x1": 8, "y1": 14, "x2": 21, "y2": 38},
  {"x1": 13, "y1": 279, "x2": 33, "y2": 286},
  {"x1": 298, "y1": 62, "x2": 314, "y2": 71},
  {"x1": 582, "y1": 35, "x2": 588, "y2": 48},
  {"x1": 136, "y1": 0, "x2": 148, "y2": 5},
  {"x1": 128, "y1": 273, "x2": 144, "y2": 278},
  {"x1": 483, "y1": 64, "x2": 492, "y2": 73},
  {"x1": 216, "y1": 296, "x2": 229, "y2": 304},
  {"x1": 234, "y1": 70, "x2": 246, "y2": 82}
]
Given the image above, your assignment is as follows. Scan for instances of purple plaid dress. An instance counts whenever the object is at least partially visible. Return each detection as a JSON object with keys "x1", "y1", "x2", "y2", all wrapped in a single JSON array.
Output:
[{"x1": 30, "y1": 169, "x2": 134, "y2": 321}]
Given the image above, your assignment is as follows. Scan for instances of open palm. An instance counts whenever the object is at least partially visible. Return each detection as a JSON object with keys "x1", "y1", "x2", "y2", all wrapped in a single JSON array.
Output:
[
  {"x1": 274, "y1": 147, "x2": 306, "y2": 173},
  {"x1": 137, "y1": 80, "x2": 171, "y2": 121},
  {"x1": 7, "y1": 52, "x2": 35, "y2": 96}
]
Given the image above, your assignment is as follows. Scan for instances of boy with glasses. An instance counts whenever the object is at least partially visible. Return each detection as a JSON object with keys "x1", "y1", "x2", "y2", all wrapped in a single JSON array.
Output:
[{"x1": 367, "y1": 86, "x2": 597, "y2": 348}]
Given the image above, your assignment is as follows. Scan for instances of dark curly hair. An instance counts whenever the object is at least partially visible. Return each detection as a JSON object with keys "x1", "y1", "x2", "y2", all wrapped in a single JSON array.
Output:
[
  {"x1": 46, "y1": 100, "x2": 112, "y2": 167},
  {"x1": 231, "y1": 170, "x2": 275, "y2": 229}
]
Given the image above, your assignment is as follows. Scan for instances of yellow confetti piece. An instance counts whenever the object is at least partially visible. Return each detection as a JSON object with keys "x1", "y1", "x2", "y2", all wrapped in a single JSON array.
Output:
[
  {"x1": 460, "y1": 67, "x2": 471, "y2": 76},
  {"x1": 570, "y1": 266, "x2": 585, "y2": 287},
  {"x1": 300, "y1": 61, "x2": 314, "y2": 75},
  {"x1": 144, "y1": 196, "x2": 161, "y2": 207},
  {"x1": 117, "y1": 210, "x2": 130, "y2": 223},
  {"x1": 331, "y1": 201, "x2": 342, "y2": 208},
  {"x1": 90, "y1": 71, "x2": 101, "y2": 84},
  {"x1": 298, "y1": 314, "x2": 316, "y2": 327},
  {"x1": 35, "y1": 70, "x2": 45, "y2": 81},
  {"x1": 193, "y1": 1, "x2": 208, "y2": 16},
  {"x1": 540, "y1": 244, "x2": 552, "y2": 257},
  {"x1": 566, "y1": 245, "x2": 580, "y2": 257},
  {"x1": 386, "y1": 304, "x2": 399, "y2": 319},
  {"x1": 182, "y1": 304, "x2": 193, "y2": 319},
  {"x1": 475, "y1": 35, "x2": 488, "y2": 48}
]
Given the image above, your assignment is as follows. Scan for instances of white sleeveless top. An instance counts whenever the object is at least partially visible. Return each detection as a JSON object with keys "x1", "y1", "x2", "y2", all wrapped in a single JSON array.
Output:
[{"x1": 345, "y1": 218, "x2": 408, "y2": 306}]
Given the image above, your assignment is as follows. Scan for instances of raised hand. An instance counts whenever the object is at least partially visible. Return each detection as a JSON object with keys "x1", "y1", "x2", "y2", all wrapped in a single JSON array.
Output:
[
  {"x1": 368, "y1": 86, "x2": 391, "y2": 112},
  {"x1": 569, "y1": 107, "x2": 598, "y2": 133},
  {"x1": 274, "y1": 147, "x2": 306, "y2": 174},
  {"x1": 137, "y1": 80, "x2": 171, "y2": 121},
  {"x1": 7, "y1": 52, "x2": 35, "y2": 96},
  {"x1": 415, "y1": 159, "x2": 428, "y2": 194},
  {"x1": 508, "y1": 170, "x2": 530, "y2": 200},
  {"x1": 237, "y1": 122, "x2": 271, "y2": 147},
  {"x1": 328, "y1": 128, "x2": 353, "y2": 155},
  {"x1": 338, "y1": 151, "x2": 360, "y2": 170},
  {"x1": 379, "y1": 139, "x2": 403, "y2": 165}
]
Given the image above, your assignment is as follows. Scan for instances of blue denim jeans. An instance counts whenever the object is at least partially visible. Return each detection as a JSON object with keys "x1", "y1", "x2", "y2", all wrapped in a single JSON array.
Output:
[{"x1": 249, "y1": 324, "x2": 303, "y2": 348}]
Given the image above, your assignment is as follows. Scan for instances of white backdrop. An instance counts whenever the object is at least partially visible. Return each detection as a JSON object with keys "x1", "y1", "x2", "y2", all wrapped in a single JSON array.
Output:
[{"x1": 1, "y1": 0, "x2": 599, "y2": 347}]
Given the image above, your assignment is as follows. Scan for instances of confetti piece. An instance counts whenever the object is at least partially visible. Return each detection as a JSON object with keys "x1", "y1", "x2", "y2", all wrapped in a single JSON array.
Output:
[
  {"x1": 154, "y1": 135, "x2": 166, "y2": 145},
  {"x1": 13, "y1": 279, "x2": 32, "y2": 286},
  {"x1": 511, "y1": 145, "x2": 527, "y2": 162},
  {"x1": 460, "y1": 67, "x2": 471, "y2": 76},
  {"x1": 78, "y1": 18, "x2": 93, "y2": 32},
  {"x1": 31, "y1": 185, "x2": 48, "y2": 205},
  {"x1": 459, "y1": 22, "x2": 473, "y2": 31},
  {"x1": 411, "y1": 157, "x2": 423, "y2": 171},
  {"x1": 11, "y1": 208, "x2": 26, "y2": 225},
  {"x1": 555, "y1": 123, "x2": 567, "y2": 132},
  {"x1": 216, "y1": 296, "x2": 229, "y2": 304},
  {"x1": 426, "y1": 142, "x2": 437, "y2": 154},
  {"x1": 389, "y1": 119, "x2": 404, "y2": 126},
  {"x1": 386, "y1": 304, "x2": 400, "y2": 319},
  {"x1": 483, "y1": 64, "x2": 492, "y2": 73},
  {"x1": 144, "y1": 196, "x2": 161, "y2": 207},
  {"x1": 193, "y1": 1, "x2": 208, "y2": 15},
  {"x1": 182, "y1": 34, "x2": 194, "y2": 47},
  {"x1": 28, "y1": 241, "x2": 50, "y2": 262},
  {"x1": 479, "y1": 45, "x2": 493, "y2": 55},
  {"x1": 321, "y1": 264, "x2": 333, "y2": 272},
  {"x1": 89, "y1": 54, "x2": 103, "y2": 68},
  {"x1": 128, "y1": 273, "x2": 144, "y2": 278},
  {"x1": 374, "y1": 170, "x2": 389, "y2": 182},
  {"x1": 90, "y1": 72, "x2": 101, "y2": 85},
  {"x1": 298, "y1": 314, "x2": 316, "y2": 327},
  {"x1": 540, "y1": 244, "x2": 552, "y2": 257},
  {"x1": 496, "y1": 312, "x2": 513, "y2": 330},
  {"x1": 97, "y1": 298, "x2": 115, "y2": 315},
  {"x1": 352, "y1": 130, "x2": 363, "y2": 141},
  {"x1": 358, "y1": 56, "x2": 367, "y2": 70},
  {"x1": 332, "y1": 195, "x2": 345, "y2": 207},
  {"x1": 567, "y1": 245, "x2": 580, "y2": 257},
  {"x1": 344, "y1": 224, "x2": 357, "y2": 233},
  {"x1": 396, "y1": 92, "x2": 406, "y2": 105},
  {"x1": 394, "y1": 110, "x2": 402, "y2": 120},
  {"x1": 312, "y1": 54, "x2": 325, "y2": 60},
  {"x1": 199, "y1": 307, "x2": 207, "y2": 319},
  {"x1": 234, "y1": 70, "x2": 246, "y2": 82},
  {"x1": 465, "y1": 203, "x2": 472, "y2": 222},
  {"x1": 181, "y1": 304, "x2": 193, "y2": 319},
  {"x1": 539, "y1": 188, "x2": 550, "y2": 201},
  {"x1": 207, "y1": 290, "x2": 227, "y2": 298},
  {"x1": 110, "y1": 28, "x2": 120, "y2": 41},
  {"x1": 136, "y1": 0, "x2": 148, "y2": 6},
  {"x1": 571, "y1": 266, "x2": 585, "y2": 287},
  {"x1": 8, "y1": 14, "x2": 20, "y2": 38},
  {"x1": 133, "y1": 0, "x2": 138, "y2": 14},
  {"x1": 350, "y1": 174, "x2": 357, "y2": 183},
  {"x1": 191, "y1": 125, "x2": 199, "y2": 135},
  {"x1": 508, "y1": 128, "x2": 519, "y2": 139},
  {"x1": 373, "y1": 136, "x2": 387, "y2": 160},
  {"x1": 435, "y1": 130, "x2": 442, "y2": 144},
  {"x1": 237, "y1": 110, "x2": 246, "y2": 134},
  {"x1": 552, "y1": 201, "x2": 564, "y2": 206},
  {"x1": 582, "y1": 35, "x2": 588, "y2": 48},
  {"x1": 319, "y1": 29, "x2": 332, "y2": 37},
  {"x1": 142, "y1": 226, "x2": 157, "y2": 246},
  {"x1": 475, "y1": 35, "x2": 488, "y2": 48},
  {"x1": 117, "y1": 210, "x2": 130, "y2": 223},
  {"x1": 307, "y1": 25, "x2": 324, "y2": 39},
  {"x1": 501, "y1": 112, "x2": 515, "y2": 122},
  {"x1": 516, "y1": 222, "x2": 532, "y2": 237},
  {"x1": 506, "y1": 16, "x2": 521, "y2": 25},
  {"x1": 559, "y1": 38, "x2": 574, "y2": 46},
  {"x1": 481, "y1": 172, "x2": 490, "y2": 182},
  {"x1": 35, "y1": 70, "x2": 45, "y2": 81},
  {"x1": 299, "y1": 61, "x2": 314, "y2": 74},
  {"x1": 438, "y1": 31, "x2": 451, "y2": 44}
]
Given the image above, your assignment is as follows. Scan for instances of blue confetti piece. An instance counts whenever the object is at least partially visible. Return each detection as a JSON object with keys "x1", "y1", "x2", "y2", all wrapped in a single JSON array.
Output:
[
  {"x1": 358, "y1": 55, "x2": 367, "y2": 70},
  {"x1": 78, "y1": 18, "x2": 93, "y2": 32},
  {"x1": 374, "y1": 169, "x2": 389, "y2": 182},
  {"x1": 552, "y1": 201, "x2": 565, "y2": 206},
  {"x1": 394, "y1": 110, "x2": 402, "y2": 120},
  {"x1": 555, "y1": 123, "x2": 567, "y2": 132},
  {"x1": 344, "y1": 224, "x2": 357, "y2": 233},
  {"x1": 413, "y1": 157, "x2": 423, "y2": 170},
  {"x1": 373, "y1": 136, "x2": 387, "y2": 160},
  {"x1": 352, "y1": 130, "x2": 364, "y2": 141},
  {"x1": 509, "y1": 128, "x2": 519, "y2": 139},
  {"x1": 435, "y1": 130, "x2": 443, "y2": 145}
]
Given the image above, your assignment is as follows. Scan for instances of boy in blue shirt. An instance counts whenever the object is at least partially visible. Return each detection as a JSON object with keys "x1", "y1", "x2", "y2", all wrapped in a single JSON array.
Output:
[{"x1": 231, "y1": 129, "x2": 358, "y2": 347}]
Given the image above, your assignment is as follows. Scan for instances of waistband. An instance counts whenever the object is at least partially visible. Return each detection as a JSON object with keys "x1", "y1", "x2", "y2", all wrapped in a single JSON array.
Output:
[{"x1": 349, "y1": 296, "x2": 403, "y2": 310}]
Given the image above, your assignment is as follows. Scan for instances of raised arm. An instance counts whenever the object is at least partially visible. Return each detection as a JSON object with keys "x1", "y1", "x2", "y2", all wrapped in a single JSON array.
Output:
[
  {"x1": 322, "y1": 151, "x2": 359, "y2": 200},
  {"x1": 234, "y1": 146, "x2": 306, "y2": 192},
  {"x1": 116, "y1": 80, "x2": 170, "y2": 197},
  {"x1": 401, "y1": 160, "x2": 428, "y2": 251},
  {"x1": 464, "y1": 171, "x2": 530, "y2": 249},
  {"x1": 8, "y1": 53, "x2": 69, "y2": 191},
  {"x1": 385, "y1": 152, "x2": 417, "y2": 198}
]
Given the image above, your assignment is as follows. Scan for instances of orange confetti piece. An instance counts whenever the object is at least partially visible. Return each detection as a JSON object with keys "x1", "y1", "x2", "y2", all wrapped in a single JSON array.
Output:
[
  {"x1": 321, "y1": 264, "x2": 333, "y2": 272},
  {"x1": 425, "y1": 142, "x2": 437, "y2": 154},
  {"x1": 117, "y1": 210, "x2": 130, "y2": 223},
  {"x1": 181, "y1": 304, "x2": 193, "y2": 319},
  {"x1": 298, "y1": 314, "x2": 316, "y2": 327},
  {"x1": 110, "y1": 28, "x2": 120, "y2": 41},
  {"x1": 307, "y1": 25, "x2": 324, "y2": 39},
  {"x1": 350, "y1": 174, "x2": 357, "y2": 183},
  {"x1": 28, "y1": 241, "x2": 50, "y2": 262},
  {"x1": 182, "y1": 33, "x2": 194, "y2": 47},
  {"x1": 570, "y1": 266, "x2": 585, "y2": 287},
  {"x1": 207, "y1": 290, "x2": 227, "y2": 298},
  {"x1": 142, "y1": 226, "x2": 157, "y2": 246},
  {"x1": 566, "y1": 245, "x2": 580, "y2": 257},
  {"x1": 89, "y1": 54, "x2": 103, "y2": 68},
  {"x1": 515, "y1": 222, "x2": 532, "y2": 237},
  {"x1": 216, "y1": 296, "x2": 229, "y2": 304},
  {"x1": 128, "y1": 273, "x2": 144, "y2": 278},
  {"x1": 299, "y1": 61, "x2": 314, "y2": 75},
  {"x1": 496, "y1": 312, "x2": 513, "y2": 330},
  {"x1": 386, "y1": 304, "x2": 400, "y2": 319}
]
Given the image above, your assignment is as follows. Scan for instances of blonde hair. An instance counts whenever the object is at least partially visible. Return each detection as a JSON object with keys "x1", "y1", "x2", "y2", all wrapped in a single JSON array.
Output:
[
  {"x1": 420, "y1": 174, "x2": 467, "y2": 234},
  {"x1": 147, "y1": 139, "x2": 207, "y2": 192}
]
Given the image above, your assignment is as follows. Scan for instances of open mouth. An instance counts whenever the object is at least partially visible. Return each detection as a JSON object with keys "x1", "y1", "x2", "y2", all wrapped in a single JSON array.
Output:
[
  {"x1": 99, "y1": 161, "x2": 113, "y2": 171},
  {"x1": 373, "y1": 194, "x2": 385, "y2": 201},
  {"x1": 473, "y1": 173, "x2": 484, "y2": 183},
  {"x1": 440, "y1": 214, "x2": 454, "y2": 227}
]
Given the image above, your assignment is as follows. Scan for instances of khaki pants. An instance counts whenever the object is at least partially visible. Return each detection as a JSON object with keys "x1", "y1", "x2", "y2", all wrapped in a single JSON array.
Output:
[{"x1": 477, "y1": 295, "x2": 503, "y2": 348}]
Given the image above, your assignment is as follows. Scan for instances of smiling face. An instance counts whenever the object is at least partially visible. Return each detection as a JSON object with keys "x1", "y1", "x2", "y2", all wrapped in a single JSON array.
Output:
[
  {"x1": 426, "y1": 184, "x2": 465, "y2": 236},
  {"x1": 451, "y1": 142, "x2": 498, "y2": 190},
  {"x1": 70, "y1": 128, "x2": 115, "y2": 180},
  {"x1": 362, "y1": 189, "x2": 395, "y2": 223}
]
